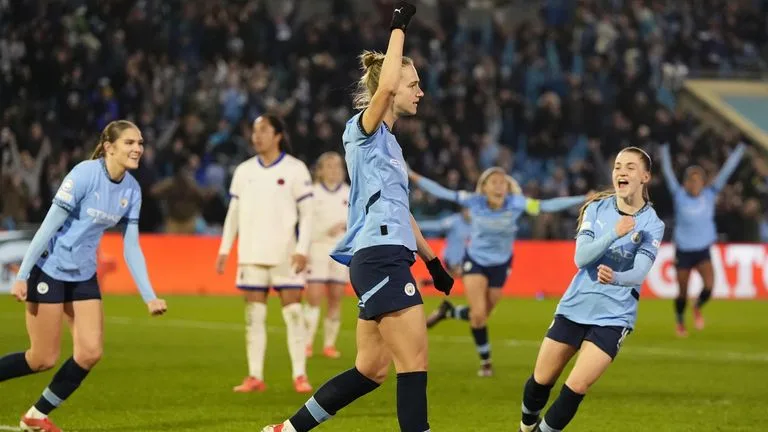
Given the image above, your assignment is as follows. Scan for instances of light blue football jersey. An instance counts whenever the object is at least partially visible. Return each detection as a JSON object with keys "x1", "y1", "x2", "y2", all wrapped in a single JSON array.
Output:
[
  {"x1": 331, "y1": 112, "x2": 416, "y2": 265},
  {"x1": 556, "y1": 197, "x2": 665, "y2": 329},
  {"x1": 38, "y1": 159, "x2": 142, "y2": 281},
  {"x1": 661, "y1": 143, "x2": 745, "y2": 251},
  {"x1": 417, "y1": 213, "x2": 471, "y2": 266},
  {"x1": 414, "y1": 177, "x2": 585, "y2": 266}
]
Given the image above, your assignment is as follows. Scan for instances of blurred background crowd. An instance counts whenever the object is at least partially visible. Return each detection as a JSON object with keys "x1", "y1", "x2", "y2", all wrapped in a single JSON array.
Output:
[{"x1": 2, "y1": 0, "x2": 767, "y2": 242}]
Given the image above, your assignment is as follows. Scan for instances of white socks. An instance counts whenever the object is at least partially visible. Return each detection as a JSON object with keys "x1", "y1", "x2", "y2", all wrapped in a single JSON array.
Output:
[
  {"x1": 323, "y1": 316, "x2": 341, "y2": 348},
  {"x1": 303, "y1": 305, "x2": 321, "y2": 348},
  {"x1": 245, "y1": 302, "x2": 267, "y2": 380},
  {"x1": 282, "y1": 303, "x2": 307, "y2": 379},
  {"x1": 25, "y1": 406, "x2": 46, "y2": 420}
]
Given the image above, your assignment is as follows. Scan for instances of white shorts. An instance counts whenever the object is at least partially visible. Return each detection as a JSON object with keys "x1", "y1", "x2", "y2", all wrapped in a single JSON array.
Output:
[
  {"x1": 236, "y1": 260, "x2": 304, "y2": 291},
  {"x1": 307, "y1": 243, "x2": 349, "y2": 284}
]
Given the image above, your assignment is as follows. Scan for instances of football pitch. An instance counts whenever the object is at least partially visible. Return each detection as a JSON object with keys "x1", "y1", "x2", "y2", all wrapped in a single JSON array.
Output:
[{"x1": 1, "y1": 296, "x2": 766, "y2": 431}]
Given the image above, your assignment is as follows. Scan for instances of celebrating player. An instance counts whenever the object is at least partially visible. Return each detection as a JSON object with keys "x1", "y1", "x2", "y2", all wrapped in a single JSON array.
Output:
[
  {"x1": 660, "y1": 142, "x2": 746, "y2": 336},
  {"x1": 261, "y1": 3, "x2": 454, "y2": 431},
  {"x1": 517, "y1": 147, "x2": 664, "y2": 432},
  {"x1": 0, "y1": 120, "x2": 166, "y2": 432},
  {"x1": 411, "y1": 167, "x2": 586, "y2": 376}
]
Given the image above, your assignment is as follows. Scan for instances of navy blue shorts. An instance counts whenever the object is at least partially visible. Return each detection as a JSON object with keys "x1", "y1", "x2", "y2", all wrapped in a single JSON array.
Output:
[
  {"x1": 349, "y1": 245, "x2": 422, "y2": 321},
  {"x1": 675, "y1": 248, "x2": 711, "y2": 269},
  {"x1": 545, "y1": 315, "x2": 631, "y2": 360},
  {"x1": 26, "y1": 266, "x2": 101, "y2": 304},
  {"x1": 461, "y1": 254, "x2": 513, "y2": 288}
]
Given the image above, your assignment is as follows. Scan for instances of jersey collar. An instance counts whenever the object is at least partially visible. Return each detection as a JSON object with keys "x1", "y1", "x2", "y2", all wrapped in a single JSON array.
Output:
[
  {"x1": 612, "y1": 195, "x2": 650, "y2": 216},
  {"x1": 321, "y1": 182, "x2": 343, "y2": 193},
  {"x1": 100, "y1": 158, "x2": 124, "y2": 184},
  {"x1": 257, "y1": 151, "x2": 286, "y2": 168}
]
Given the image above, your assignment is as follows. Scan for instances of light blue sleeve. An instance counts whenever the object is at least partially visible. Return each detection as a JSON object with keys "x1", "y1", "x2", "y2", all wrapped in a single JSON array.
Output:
[
  {"x1": 711, "y1": 142, "x2": 746, "y2": 192},
  {"x1": 415, "y1": 176, "x2": 474, "y2": 205},
  {"x1": 53, "y1": 162, "x2": 93, "y2": 212},
  {"x1": 611, "y1": 254, "x2": 655, "y2": 286},
  {"x1": 613, "y1": 219, "x2": 665, "y2": 286},
  {"x1": 539, "y1": 195, "x2": 587, "y2": 212},
  {"x1": 121, "y1": 185, "x2": 142, "y2": 225},
  {"x1": 660, "y1": 144, "x2": 681, "y2": 194},
  {"x1": 573, "y1": 202, "x2": 619, "y2": 268},
  {"x1": 344, "y1": 111, "x2": 377, "y2": 147},
  {"x1": 417, "y1": 214, "x2": 456, "y2": 233},
  {"x1": 122, "y1": 209, "x2": 158, "y2": 303},
  {"x1": 15, "y1": 205, "x2": 70, "y2": 281}
]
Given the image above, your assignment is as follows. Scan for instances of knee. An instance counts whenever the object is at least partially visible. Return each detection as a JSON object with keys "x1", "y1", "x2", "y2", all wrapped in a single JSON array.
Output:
[
  {"x1": 564, "y1": 377, "x2": 590, "y2": 395},
  {"x1": 355, "y1": 361, "x2": 390, "y2": 384},
  {"x1": 469, "y1": 309, "x2": 487, "y2": 327},
  {"x1": 532, "y1": 370, "x2": 558, "y2": 387},
  {"x1": 74, "y1": 345, "x2": 103, "y2": 369},
  {"x1": 26, "y1": 350, "x2": 59, "y2": 372}
]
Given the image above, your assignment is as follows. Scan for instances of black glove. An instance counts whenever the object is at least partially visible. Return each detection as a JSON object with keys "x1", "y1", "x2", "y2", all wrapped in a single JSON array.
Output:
[
  {"x1": 390, "y1": 1, "x2": 416, "y2": 32},
  {"x1": 426, "y1": 257, "x2": 453, "y2": 295}
]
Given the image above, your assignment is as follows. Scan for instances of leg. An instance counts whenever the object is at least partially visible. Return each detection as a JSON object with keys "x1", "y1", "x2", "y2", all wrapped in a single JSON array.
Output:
[
  {"x1": 539, "y1": 342, "x2": 612, "y2": 432},
  {"x1": 486, "y1": 286, "x2": 504, "y2": 315},
  {"x1": 0, "y1": 303, "x2": 63, "y2": 382},
  {"x1": 693, "y1": 259, "x2": 715, "y2": 330},
  {"x1": 30, "y1": 300, "x2": 102, "y2": 418},
  {"x1": 235, "y1": 264, "x2": 270, "y2": 392},
  {"x1": 235, "y1": 290, "x2": 269, "y2": 392},
  {"x1": 464, "y1": 274, "x2": 492, "y2": 373},
  {"x1": 322, "y1": 282, "x2": 345, "y2": 357},
  {"x1": 303, "y1": 282, "x2": 324, "y2": 357},
  {"x1": 674, "y1": 266, "x2": 691, "y2": 336},
  {"x1": 519, "y1": 337, "x2": 579, "y2": 431},
  {"x1": 377, "y1": 305, "x2": 431, "y2": 432},
  {"x1": 282, "y1": 318, "x2": 388, "y2": 432},
  {"x1": 279, "y1": 288, "x2": 310, "y2": 388}
]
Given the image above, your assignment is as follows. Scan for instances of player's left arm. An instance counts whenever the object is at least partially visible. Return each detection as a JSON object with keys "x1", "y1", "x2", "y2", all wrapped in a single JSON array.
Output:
[
  {"x1": 410, "y1": 213, "x2": 436, "y2": 262},
  {"x1": 711, "y1": 142, "x2": 747, "y2": 192},
  {"x1": 121, "y1": 190, "x2": 165, "y2": 314},
  {"x1": 610, "y1": 220, "x2": 666, "y2": 287},
  {"x1": 293, "y1": 163, "x2": 314, "y2": 270},
  {"x1": 525, "y1": 195, "x2": 587, "y2": 216},
  {"x1": 411, "y1": 213, "x2": 454, "y2": 295}
]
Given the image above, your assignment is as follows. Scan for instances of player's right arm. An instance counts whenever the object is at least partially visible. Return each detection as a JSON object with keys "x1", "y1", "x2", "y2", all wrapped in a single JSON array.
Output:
[
  {"x1": 416, "y1": 214, "x2": 456, "y2": 234},
  {"x1": 359, "y1": 3, "x2": 415, "y2": 134},
  {"x1": 409, "y1": 171, "x2": 474, "y2": 205},
  {"x1": 573, "y1": 202, "x2": 631, "y2": 268},
  {"x1": 660, "y1": 143, "x2": 682, "y2": 194},
  {"x1": 12, "y1": 163, "x2": 91, "y2": 300},
  {"x1": 216, "y1": 166, "x2": 242, "y2": 273}
]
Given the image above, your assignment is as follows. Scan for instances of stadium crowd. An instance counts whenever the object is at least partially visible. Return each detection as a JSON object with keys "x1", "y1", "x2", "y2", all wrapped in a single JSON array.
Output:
[{"x1": 1, "y1": 0, "x2": 767, "y2": 241}]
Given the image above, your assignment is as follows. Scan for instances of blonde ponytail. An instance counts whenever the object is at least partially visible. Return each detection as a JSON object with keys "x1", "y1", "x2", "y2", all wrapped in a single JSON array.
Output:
[{"x1": 352, "y1": 50, "x2": 413, "y2": 110}]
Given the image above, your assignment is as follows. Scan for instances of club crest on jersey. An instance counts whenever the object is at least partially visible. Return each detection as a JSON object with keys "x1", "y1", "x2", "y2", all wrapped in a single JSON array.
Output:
[
  {"x1": 120, "y1": 198, "x2": 129, "y2": 208},
  {"x1": 277, "y1": 178, "x2": 285, "y2": 185},
  {"x1": 631, "y1": 231, "x2": 642, "y2": 244}
]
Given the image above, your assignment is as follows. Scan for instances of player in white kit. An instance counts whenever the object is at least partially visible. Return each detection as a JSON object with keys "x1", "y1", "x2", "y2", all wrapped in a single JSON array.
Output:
[
  {"x1": 216, "y1": 114, "x2": 314, "y2": 394},
  {"x1": 304, "y1": 152, "x2": 350, "y2": 360}
]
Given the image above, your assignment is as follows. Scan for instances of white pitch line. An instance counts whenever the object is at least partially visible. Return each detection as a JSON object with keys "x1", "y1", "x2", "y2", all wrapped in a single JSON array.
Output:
[
  {"x1": 0, "y1": 426, "x2": 19, "y2": 431},
  {"x1": 3, "y1": 314, "x2": 768, "y2": 363}
]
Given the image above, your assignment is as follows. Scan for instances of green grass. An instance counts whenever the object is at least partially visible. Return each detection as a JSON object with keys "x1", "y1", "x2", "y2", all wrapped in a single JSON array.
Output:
[{"x1": 1, "y1": 296, "x2": 767, "y2": 431}]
